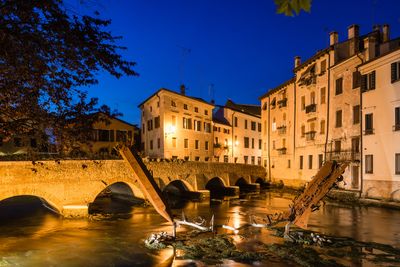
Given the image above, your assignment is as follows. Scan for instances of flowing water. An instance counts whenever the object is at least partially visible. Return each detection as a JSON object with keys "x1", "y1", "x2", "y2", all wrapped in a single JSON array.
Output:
[{"x1": 1, "y1": 192, "x2": 400, "y2": 266}]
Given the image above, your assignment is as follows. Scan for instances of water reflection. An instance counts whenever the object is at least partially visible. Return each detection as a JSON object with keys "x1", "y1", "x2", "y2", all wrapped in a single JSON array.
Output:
[{"x1": 0, "y1": 192, "x2": 400, "y2": 266}]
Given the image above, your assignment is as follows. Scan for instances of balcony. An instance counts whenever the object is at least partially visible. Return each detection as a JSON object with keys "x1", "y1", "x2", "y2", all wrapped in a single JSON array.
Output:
[
  {"x1": 305, "y1": 103, "x2": 316, "y2": 114},
  {"x1": 278, "y1": 98, "x2": 287, "y2": 108},
  {"x1": 305, "y1": 131, "x2": 316, "y2": 141},
  {"x1": 277, "y1": 125, "x2": 287, "y2": 135},
  {"x1": 364, "y1": 128, "x2": 374, "y2": 135},
  {"x1": 326, "y1": 150, "x2": 361, "y2": 162},
  {"x1": 276, "y1": 147, "x2": 287, "y2": 155},
  {"x1": 393, "y1": 124, "x2": 400, "y2": 131}
]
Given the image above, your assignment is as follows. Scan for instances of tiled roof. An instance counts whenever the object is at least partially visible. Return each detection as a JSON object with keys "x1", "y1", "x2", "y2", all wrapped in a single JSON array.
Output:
[{"x1": 225, "y1": 99, "x2": 261, "y2": 117}]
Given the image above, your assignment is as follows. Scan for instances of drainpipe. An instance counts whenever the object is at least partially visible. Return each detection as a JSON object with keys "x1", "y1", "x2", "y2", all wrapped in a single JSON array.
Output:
[
  {"x1": 356, "y1": 52, "x2": 364, "y2": 197},
  {"x1": 231, "y1": 111, "x2": 236, "y2": 162},
  {"x1": 267, "y1": 96, "x2": 271, "y2": 181},
  {"x1": 324, "y1": 52, "x2": 331, "y2": 161}
]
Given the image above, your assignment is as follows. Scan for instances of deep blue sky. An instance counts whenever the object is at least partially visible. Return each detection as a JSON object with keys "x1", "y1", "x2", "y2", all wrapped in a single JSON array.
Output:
[{"x1": 77, "y1": 0, "x2": 400, "y2": 125}]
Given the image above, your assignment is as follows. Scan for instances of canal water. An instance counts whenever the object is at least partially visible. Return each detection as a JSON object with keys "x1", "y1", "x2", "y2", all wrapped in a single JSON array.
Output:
[{"x1": 1, "y1": 192, "x2": 400, "y2": 266}]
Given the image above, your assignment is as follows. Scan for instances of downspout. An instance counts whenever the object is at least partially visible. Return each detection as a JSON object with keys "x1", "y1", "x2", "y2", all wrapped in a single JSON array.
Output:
[
  {"x1": 267, "y1": 96, "x2": 272, "y2": 181},
  {"x1": 231, "y1": 111, "x2": 236, "y2": 162},
  {"x1": 324, "y1": 51, "x2": 331, "y2": 161},
  {"x1": 356, "y1": 52, "x2": 364, "y2": 197}
]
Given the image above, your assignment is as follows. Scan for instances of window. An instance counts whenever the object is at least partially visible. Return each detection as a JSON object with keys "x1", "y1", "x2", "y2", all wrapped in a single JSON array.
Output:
[
  {"x1": 244, "y1": 137, "x2": 249, "y2": 148},
  {"x1": 157, "y1": 101, "x2": 160, "y2": 107},
  {"x1": 318, "y1": 154, "x2": 323, "y2": 168},
  {"x1": 205, "y1": 141, "x2": 209, "y2": 151},
  {"x1": 150, "y1": 140, "x2": 153, "y2": 150},
  {"x1": 204, "y1": 110, "x2": 208, "y2": 115},
  {"x1": 251, "y1": 138, "x2": 255, "y2": 149},
  {"x1": 361, "y1": 71, "x2": 376, "y2": 92},
  {"x1": 98, "y1": 130, "x2": 112, "y2": 142},
  {"x1": 288, "y1": 159, "x2": 291, "y2": 168},
  {"x1": 334, "y1": 140, "x2": 341, "y2": 152},
  {"x1": 184, "y1": 104, "x2": 188, "y2": 110},
  {"x1": 308, "y1": 155, "x2": 313, "y2": 169},
  {"x1": 184, "y1": 139, "x2": 188, "y2": 149},
  {"x1": 365, "y1": 155, "x2": 373, "y2": 174},
  {"x1": 301, "y1": 125, "x2": 305, "y2": 137},
  {"x1": 320, "y1": 59, "x2": 326, "y2": 74},
  {"x1": 396, "y1": 154, "x2": 400, "y2": 174},
  {"x1": 172, "y1": 137, "x2": 177, "y2": 148},
  {"x1": 336, "y1": 110, "x2": 342, "y2": 128},
  {"x1": 195, "y1": 156, "x2": 200, "y2": 161},
  {"x1": 300, "y1": 155, "x2": 304, "y2": 169},
  {"x1": 157, "y1": 138, "x2": 161, "y2": 149},
  {"x1": 245, "y1": 120, "x2": 248, "y2": 129},
  {"x1": 204, "y1": 122, "x2": 211, "y2": 133},
  {"x1": 251, "y1": 156, "x2": 255, "y2": 165},
  {"x1": 301, "y1": 96, "x2": 305, "y2": 110},
  {"x1": 394, "y1": 107, "x2": 400, "y2": 131},
  {"x1": 194, "y1": 120, "x2": 201, "y2": 131},
  {"x1": 244, "y1": 156, "x2": 248, "y2": 164},
  {"x1": 195, "y1": 140, "x2": 199, "y2": 149},
  {"x1": 365, "y1": 113, "x2": 374, "y2": 135},
  {"x1": 320, "y1": 87, "x2": 326, "y2": 104},
  {"x1": 194, "y1": 107, "x2": 199, "y2": 113},
  {"x1": 258, "y1": 157, "x2": 262, "y2": 166},
  {"x1": 353, "y1": 105, "x2": 360, "y2": 124},
  {"x1": 183, "y1": 117, "x2": 192, "y2": 129},
  {"x1": 258, "y1": 123, "x2": 262, "y2": 132},
  {"x1": 320, "y1": 120, "x2": 325, "y2": 134},
  {"x1": 353, "y1": 71, "x2": 361, "y2": 88},
  {"x1": 234, "y1": 117, "x2": 238, "y2": 127},
  {"x1": 352, "y1": 137, "x2": 360, "y2": 153},
  {"x1": 310, "y1": 91, "x2": 316, "y2": 104},
  {"x1": 205, "y1": 157, "x2": 209, "y2": 162},
  {"x1": 335, "y1": 77, "x2": 343, "y2": 95},
  {"x1": 224, "y1": 155, "x2": 229, "y2": 163},
  {"x1": 147, "y1": 119, "x2": 153, "y2": 131},
  {"x1": 215, "y1": 137, "x2": 219, "y2": 144},
  {"x1": 391, "y1": 61, "x2": 400, "y2": 83},
  {"x1": 154, "y1": 116, "x2": 160, "y2": 128},
  {"x1": 258, "y1": 139, "x2": 262, "y2": 150},
  {"x1": 251, "y1": 121, "x2": 256, "y2": 131},
  {"x1": 171, "y1": 100, "x2": 176, "y2": 107}
]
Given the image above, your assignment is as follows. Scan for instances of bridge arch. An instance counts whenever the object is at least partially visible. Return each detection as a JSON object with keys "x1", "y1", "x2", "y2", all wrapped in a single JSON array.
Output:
[
  {"x1": 163, "y1": 180, "x2": 194, "y2": 196},
  {"x1": 0, "y1": 188, "x2": 63, "y2": 214},
  {"x1": 235, "y1": 177, "x2": 249, "y2": 186},
  {"x1": 205, "y1": 177, "x2": 226, "y2": 191},
  {"x1": 89, "y1": 180, "x2": 144, "y2": 205},
  {"x1": 390, "y1": 189, "x2": 400, "y2": 201}
]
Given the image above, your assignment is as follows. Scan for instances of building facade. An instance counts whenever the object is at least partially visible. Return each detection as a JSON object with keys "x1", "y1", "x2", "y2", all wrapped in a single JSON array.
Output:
[
  {"x1": 260, "y1": 24, "x2": 400, "y2": 198},
  {"x1": 139, "y1": 88, "x2": 215, "y2": 161}
]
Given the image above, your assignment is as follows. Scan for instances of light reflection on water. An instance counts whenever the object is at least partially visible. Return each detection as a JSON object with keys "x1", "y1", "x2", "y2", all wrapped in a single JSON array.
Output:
[{"x1": 0, "y1": 192, "x2": 400, "y2": 266}]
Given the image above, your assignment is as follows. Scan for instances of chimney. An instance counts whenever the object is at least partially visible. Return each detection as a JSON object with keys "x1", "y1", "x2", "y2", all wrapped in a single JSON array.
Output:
[
  {"x1": 330, "y1": 31, "x2": 338, "y2": 46},
  {"x1": 348, "y1": 24, "x2": 359, "y2": 39},
  {"x1": 294, "y1": 56, "x2": 301, "y2": 68},
  {"x1": 180, "y1": 84, "x2": 186, "y2": 95},
  {"x1": 382, "y1": 24, "x2": 390, "y2": 42},
  {"x1": 364, "y1": 36, "x2": 376, "y2": 61},
  {"x1": 210, "y1": 99, "x2": 215, "y2": 105}
]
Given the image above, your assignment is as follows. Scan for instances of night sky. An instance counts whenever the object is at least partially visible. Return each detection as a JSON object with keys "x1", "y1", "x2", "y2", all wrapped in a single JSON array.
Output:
[{"x1": 76, "y1": 0, "x2": 400, "y2": 125}]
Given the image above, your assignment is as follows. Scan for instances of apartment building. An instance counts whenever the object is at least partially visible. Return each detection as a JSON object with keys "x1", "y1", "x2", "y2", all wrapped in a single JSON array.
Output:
[
  {"x1": 359, "y1": 45, "x2": 400, "y2": 199},
  {"x1": 260, "y1": 78, "x2": 295, "y2": 182},
  {"x1": 212, "y1": 116, "x2": 232, "y2": 163},
  {"x1": 139, "y1": 87, "x2": 214, "y2": 161},
  {"x1": 260, "y1": 24, "x2": 400, "y2": 196},
  {"x1": 213, "y1": 100, "x2": 262, "y2": 165}
]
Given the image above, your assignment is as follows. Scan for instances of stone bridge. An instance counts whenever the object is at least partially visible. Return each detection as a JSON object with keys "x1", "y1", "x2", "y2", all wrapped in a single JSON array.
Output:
[{"x1": 0, "y1": 160, "x2": 266, "y2": 218}]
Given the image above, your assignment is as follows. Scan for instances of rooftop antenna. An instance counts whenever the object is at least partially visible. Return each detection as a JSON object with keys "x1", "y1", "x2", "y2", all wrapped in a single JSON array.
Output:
[
  {"x1": 177, "y1": 45, "x2": 191, "y2": 86},
  {"x1": 208, "y1": 83, "x2": 215, "y2": 104}
]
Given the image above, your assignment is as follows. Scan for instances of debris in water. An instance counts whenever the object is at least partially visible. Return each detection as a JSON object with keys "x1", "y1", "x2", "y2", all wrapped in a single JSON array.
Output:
[{"x1": 144, "y1": 232, "x2": 174, "y2": 250}]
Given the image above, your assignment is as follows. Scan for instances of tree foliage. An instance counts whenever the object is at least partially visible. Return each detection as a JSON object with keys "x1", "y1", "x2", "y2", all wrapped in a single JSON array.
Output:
[
  {"x1": 274, "y1": 0, "x2": 312, "y2": 16},
  {"x1": 0, "y1": 0, "x2": 137, "y2": 151}
]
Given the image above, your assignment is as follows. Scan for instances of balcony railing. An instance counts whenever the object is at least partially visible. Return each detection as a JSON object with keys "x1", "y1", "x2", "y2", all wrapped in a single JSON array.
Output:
[
  {"x1": 305, "y1": 103, "x2": 317, "y2": 114},
  {"x1": 364, "y1": 128, "x2": 375, "y2": 135},
  {"x1": 326, "y1": 150, "x2": 361, "y2": 162},
  {"x1": 276, "y1": 147, "x2": 287, "y2": 155},
  {"x1": 393, "y1": 124, "x2": 400, "y2": 131},
  {"x1": 278, "y1": 98, "x2": 287, "y2": 108},
  {"x1": 305, "y1": 131, "x2": 316, "y2": 141},
  {"x1": 277, "y1": 125, "x2": 287, "y2": 135}
]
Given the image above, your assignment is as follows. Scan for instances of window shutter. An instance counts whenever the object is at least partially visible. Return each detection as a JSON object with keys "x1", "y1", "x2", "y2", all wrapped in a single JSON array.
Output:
[
  {"x1": 110, "y1": 130, "x2": 114, "y2": 142},
  {"x1": 353, "y1": 71, "x2": 360, "y2": 88},
  {"x1": 370, "y1": 71, "x2": 376, "y2": 89},
  {"x1": 391, "y1": 62, "x2": 397, "y2": 83},
  {"x1": 361, "y1": 74, "x2": 367, "y2": 92}
]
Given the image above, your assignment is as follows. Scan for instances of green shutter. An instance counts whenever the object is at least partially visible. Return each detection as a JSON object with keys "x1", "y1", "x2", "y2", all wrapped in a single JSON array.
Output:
[{"x1": 361, "y1": 74, "x2": 367, "y2": 92}]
